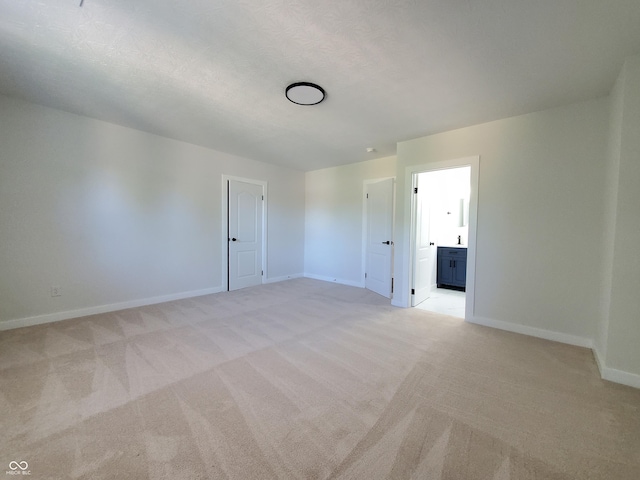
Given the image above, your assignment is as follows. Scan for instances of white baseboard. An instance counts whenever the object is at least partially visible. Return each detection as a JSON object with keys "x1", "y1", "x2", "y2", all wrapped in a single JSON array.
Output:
[
  {"x1": 0, "y1": 286, "x2": 224, "y2": 331},
  {"x1": 467, "y1": 316, "x2": 640, "y2": 389},
  {"x1": 303, "y1": 273, "x2": 364, "y2": 288},
  {"x1": 592, "y1": 347, "x2": 640, "y2": 389},
  {"x1": 593, "y1": 346, "x2": 606, "y2": 374},
  {"x1": 263, "y1": 273, "x2": 304, "y2": 284},
  {"x1": 467, "y1": 315, "x2": 594, "y2": 349},
  {"x1": 6, "y1": 279, "x2": 638, "y2": 390}
]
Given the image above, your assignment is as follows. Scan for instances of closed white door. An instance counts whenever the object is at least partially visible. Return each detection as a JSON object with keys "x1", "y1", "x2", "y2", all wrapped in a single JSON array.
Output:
[
  {"x1": 228, "y1": 179, "x2": 263, "y2": 291},
  {"x1": 412, "y1": 176, "x2": 433, "y2": 306},
  {"x1": 365, "y1": 178, "x2": 394, "y2": 298}
]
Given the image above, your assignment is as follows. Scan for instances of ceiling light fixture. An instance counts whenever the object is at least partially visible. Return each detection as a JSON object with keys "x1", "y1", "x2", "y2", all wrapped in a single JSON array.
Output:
[{"x1": 285, "y1": 82, "x2": 325, "y2": 106}]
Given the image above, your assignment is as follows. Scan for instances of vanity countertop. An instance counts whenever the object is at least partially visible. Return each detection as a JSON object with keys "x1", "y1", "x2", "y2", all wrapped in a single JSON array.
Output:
[{"x1": 439, "y1": 245, "x2": 467, "y2": 249}]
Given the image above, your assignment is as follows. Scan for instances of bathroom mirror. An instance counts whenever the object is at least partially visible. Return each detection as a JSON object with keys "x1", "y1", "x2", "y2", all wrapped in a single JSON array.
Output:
[{"x1": 459, "y1": 198, "x2": 469, "y2": 227}]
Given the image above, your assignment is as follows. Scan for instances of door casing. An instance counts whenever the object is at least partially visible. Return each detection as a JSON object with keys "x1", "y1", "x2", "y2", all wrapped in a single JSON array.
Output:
[{"x1": 406, "y1": 156, "x2": 479, "y2": 318}]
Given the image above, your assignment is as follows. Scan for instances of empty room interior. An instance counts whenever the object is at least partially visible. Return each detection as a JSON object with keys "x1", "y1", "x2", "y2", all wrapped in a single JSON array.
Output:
[{"x1": 2, "y1": 1, "x2": 640, "y2": 479}]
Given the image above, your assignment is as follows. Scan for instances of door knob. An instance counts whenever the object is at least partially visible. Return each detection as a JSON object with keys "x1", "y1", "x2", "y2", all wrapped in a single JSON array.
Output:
[
  {"x1": 231, "y1": 238, "x2": 237, "y2": 242},
  {"x1": 382, "y1": 241, "x2": 390, "y2": 245}
]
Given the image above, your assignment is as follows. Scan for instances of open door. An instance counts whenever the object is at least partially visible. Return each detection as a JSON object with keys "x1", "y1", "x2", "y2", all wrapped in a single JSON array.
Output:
[
  {"x1": 228, "y1": 179, "x2": 264, "y2": 291},
  {"x1": 412, "y1": 175, "x2": 433, "y2": 306},
  {"x1": 365, "y1": 178, "x2": 394, "y2": 298}
]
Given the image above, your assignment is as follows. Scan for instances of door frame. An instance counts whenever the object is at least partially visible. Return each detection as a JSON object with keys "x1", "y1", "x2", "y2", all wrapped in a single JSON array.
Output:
[
  {"x1": 221, "y1": 175, "x2": 268, "y2": 291},
  {"x1": 362, "y1": 177, "x2": 396, "y2": 295},
  {"x1": 407, "y1": 156, "x2": 479, "y2": 319}
]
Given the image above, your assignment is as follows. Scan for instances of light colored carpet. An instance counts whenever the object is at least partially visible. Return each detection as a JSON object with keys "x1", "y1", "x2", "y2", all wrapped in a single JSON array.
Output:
[{"x1": 1, "y1": 278, "x2": 639, "y2": 479}]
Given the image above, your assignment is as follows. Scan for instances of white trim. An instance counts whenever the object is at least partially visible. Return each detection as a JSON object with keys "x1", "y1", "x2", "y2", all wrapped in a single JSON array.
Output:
[
  {"x1": 222, "y1": 175, "x2": 268, "y2": 291},
  {"x1": 304, "y1": 273, "x2": 364, "y2": 288},
  {"x1": 468, "y1": 315, "x2": 640, "y2": 389},
  {"x1": 468, "y1": 315, "x2": 593, "y2": 348},
  {"x1": 600, "y1": 367, "x2": 640, "y2": 389},
  {"x1": 263, "y1": 273, "x2": 304, "y2": 284},
  {"x1": 593, "y1": 347, "x2": 606, "y2": 376},
  {"x1": 404, "y1": 156, "x2": 480, "y2": 319},
  {"x1": 0, "y1": 286, "x2": 224, "y2": 331},
  {"x1": 593, "y1": 347, "x2": 640, "y2": 389}
]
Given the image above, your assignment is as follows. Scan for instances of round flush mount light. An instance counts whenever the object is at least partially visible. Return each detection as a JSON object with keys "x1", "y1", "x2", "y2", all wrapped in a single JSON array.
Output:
[{"x1": 285, "y1": 82, "x2": 326, "y2": 105}]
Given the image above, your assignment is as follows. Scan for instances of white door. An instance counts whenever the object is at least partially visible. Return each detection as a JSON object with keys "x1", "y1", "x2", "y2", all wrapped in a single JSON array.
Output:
[
  {"x1": 412, "y1": 175, "x2": 433, "y2": 306},
  {"x1": 365, "y1": 178, "x2": 394, "y2": 298},
  {"x1": 228, "y1": 179, "x2": 263, "y2": 291}
]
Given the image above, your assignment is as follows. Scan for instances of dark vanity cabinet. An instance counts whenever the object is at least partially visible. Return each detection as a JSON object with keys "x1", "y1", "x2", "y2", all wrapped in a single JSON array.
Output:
[{"x1": 437, "y1": 247, "x2": 467, "y2": 290}]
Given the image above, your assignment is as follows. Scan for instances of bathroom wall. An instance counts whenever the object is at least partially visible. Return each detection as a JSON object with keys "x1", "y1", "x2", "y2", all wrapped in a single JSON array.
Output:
[{"x1": 422, "y1": 167, "x2": 471, "y2": 247}]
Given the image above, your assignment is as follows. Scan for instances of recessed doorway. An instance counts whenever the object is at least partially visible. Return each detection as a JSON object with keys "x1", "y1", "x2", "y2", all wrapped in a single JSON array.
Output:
[{"x1": 408, "y1": 157, "x2": 479, "y2": 319}]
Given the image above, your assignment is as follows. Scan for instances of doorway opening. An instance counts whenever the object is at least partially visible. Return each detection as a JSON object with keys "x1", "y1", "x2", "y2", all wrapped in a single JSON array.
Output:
[
  {"x1": 222, "y1": 176, "x2": 266, "y2": 292},
  {"x1": 409, "y1": 158, "x2": 479, "y2": 319}
]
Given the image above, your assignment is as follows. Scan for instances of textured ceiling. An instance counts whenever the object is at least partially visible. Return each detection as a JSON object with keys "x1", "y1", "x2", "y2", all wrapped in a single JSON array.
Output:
[{"x1": 1, "y1": 1, "x2": 640, "y2": 171}]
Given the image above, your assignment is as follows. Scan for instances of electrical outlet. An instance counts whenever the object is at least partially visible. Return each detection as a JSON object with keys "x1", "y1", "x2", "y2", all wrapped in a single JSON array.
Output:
[{"x1": 50, "y1": 286, "x2": 62, "y2": 297}]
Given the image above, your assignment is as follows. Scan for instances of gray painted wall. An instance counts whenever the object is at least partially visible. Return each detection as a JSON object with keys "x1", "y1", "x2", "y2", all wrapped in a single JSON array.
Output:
[
  {"x1": 0, "y1": 95, "x2": 305, "y2": 326},
  {"x1": 598, "y1": 54, "x2": 640, "y2": 380}
]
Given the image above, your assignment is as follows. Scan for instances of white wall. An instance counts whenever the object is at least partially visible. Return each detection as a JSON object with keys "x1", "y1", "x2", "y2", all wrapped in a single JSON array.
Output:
[
  {"x1": 0, "y1": 95, "x2": 305, "y2": 327},
  {"x1": 598, "y1": 54, "x2": 640, "y2": 384},
  {"x1": 596, "y1": 61, "x2": 624, "y2": 360},
  {"x1": 305, "y1": 156, "x2": 396, "y2": 286},
  {"x1": 393, "y1": 98, "x2": 609, "y2": 344},
  {"x1": 420, "y1": 167, "x2": 470, "y2": 248}
]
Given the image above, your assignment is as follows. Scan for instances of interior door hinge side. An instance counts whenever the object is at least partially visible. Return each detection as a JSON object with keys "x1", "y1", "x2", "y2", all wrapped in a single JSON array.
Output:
[{"x1": 391, "y1": 278, "x2": 394, "y2": 293}]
